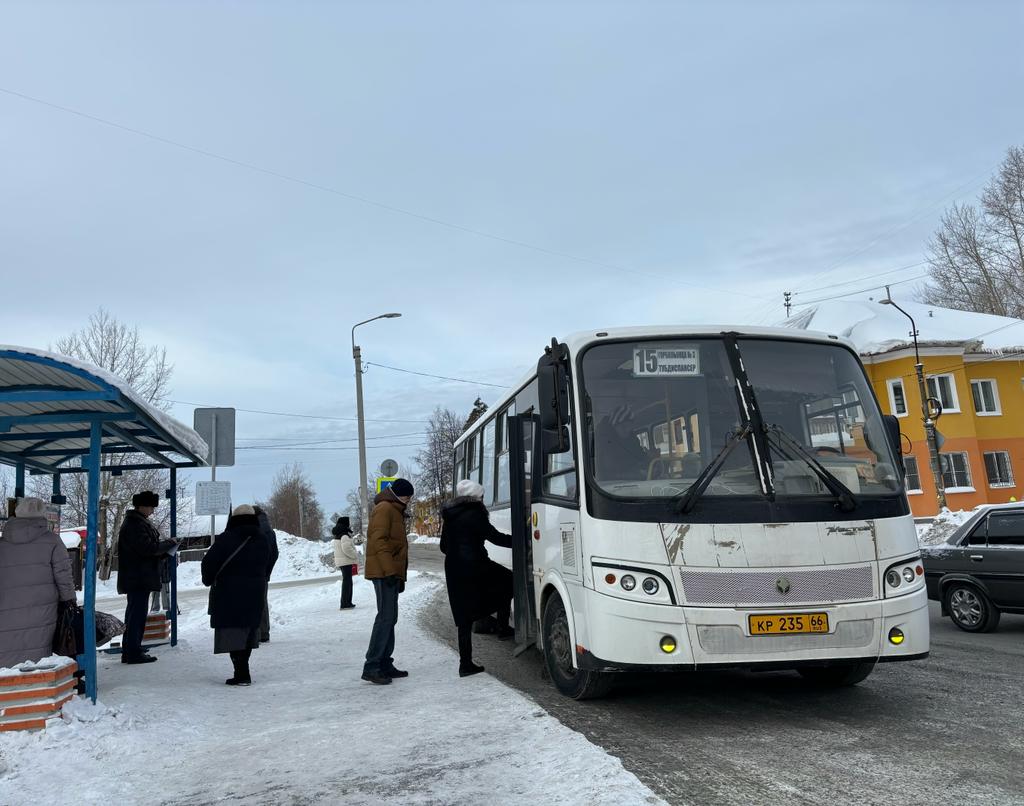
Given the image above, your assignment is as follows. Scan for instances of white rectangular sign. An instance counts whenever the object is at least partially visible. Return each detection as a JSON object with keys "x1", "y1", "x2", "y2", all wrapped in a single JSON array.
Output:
[
  {"x1": 632, "y1": 345, "x2": 701, "y2": 377},
  {"x1": 195, "y1": 481, "x2": 232, "y2": 516}
]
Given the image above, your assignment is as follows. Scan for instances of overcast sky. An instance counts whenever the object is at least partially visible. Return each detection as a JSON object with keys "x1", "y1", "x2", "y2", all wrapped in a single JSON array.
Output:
[{"x1": 2, "y1": 1, "x2": 1022, "y2": 522}]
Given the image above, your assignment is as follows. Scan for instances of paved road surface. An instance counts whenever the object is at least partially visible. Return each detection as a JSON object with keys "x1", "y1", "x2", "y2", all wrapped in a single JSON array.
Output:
[{"x1": 410, "y1": 547, "x2": 1024, "y2": 806}]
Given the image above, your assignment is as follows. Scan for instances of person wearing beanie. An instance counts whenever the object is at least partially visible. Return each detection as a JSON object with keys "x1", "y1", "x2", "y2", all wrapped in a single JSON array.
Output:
[
  {"x1": 361, "y1": 478, "x2": 414, "y2": 684},
  {"x1": 202, "y1": 504, "x2": 273, "y2": 686},
  {"x1": 331, "y1": 516, "x2": 360, "y2": 609},
  {"x1": 0, "y1": 498, "x2": 77, "y2": 669},
  {"x1": 117, "y1": 490, "x2": 176, "y2": 665},
  {"x1": 440, "y1": 479, "x2": 514, "y2": 677}
]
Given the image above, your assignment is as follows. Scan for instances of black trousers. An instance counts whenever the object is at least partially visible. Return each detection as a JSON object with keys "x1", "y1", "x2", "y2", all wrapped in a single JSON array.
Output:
[
  {"x1": 340, "y1": 565, "x2": 354, "y2": 607},
  {"x1": 363, "y1": 577, "x2": 400, "y2": 675},
  {"x1": 123, "y1": 591, "x2": 149, "y2": 659},
  {"x1": 458, "y1": 624, "x2": 474, "y2": 665}
]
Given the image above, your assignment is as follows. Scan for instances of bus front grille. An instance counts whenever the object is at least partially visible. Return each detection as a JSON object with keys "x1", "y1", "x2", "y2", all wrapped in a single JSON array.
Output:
[{"x1": 679, "y1": 565, "x2": 875, "y2": 606}]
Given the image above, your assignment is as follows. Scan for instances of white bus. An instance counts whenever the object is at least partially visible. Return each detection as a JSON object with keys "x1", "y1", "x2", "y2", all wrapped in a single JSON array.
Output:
[{"x1": 453, "y1": 326, "x2": 929, "y2": 699}]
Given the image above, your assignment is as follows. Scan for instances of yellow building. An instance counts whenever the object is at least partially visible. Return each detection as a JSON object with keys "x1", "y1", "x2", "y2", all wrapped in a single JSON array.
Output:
[{"x1": 788, "y1": 300, "x2": 1024, "y2": 516}]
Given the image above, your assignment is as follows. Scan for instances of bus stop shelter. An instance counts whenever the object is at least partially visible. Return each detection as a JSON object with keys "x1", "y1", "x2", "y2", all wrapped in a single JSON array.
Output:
[{"x1": 0, "y1": 346, "x2": 208, "y2": 702}]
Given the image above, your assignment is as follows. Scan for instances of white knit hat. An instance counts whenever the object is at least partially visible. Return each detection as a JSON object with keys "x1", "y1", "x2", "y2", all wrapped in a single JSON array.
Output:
[
  {"x1": 232, "y1": 504, "x2": 256, "y2": 517},
  {"x1": 15, "y1": 497, "x2": 47, "y2": 518},
  {"x1": 456, "y1": 479, "x2": 485, "y2": 500}
]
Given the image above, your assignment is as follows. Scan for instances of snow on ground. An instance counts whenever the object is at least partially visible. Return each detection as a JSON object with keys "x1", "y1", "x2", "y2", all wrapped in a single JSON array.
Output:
[
  {"x1": 1, "y1": 574, "x2": 663, "y2": 806},
  {"x1": 916, "y1": 509, "x2": 975, "y2": 546},
  {"x1": 93, "y1": 529, "x2": 333, "y2": 598},
  {"x1": 411, "y1": 534, "x2": 441, "y2": 545}
]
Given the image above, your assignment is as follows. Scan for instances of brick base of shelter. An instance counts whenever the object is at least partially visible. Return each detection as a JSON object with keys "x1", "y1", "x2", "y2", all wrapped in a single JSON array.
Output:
[
  {"x1": 0, "y1": 657, "x2": 78, "y2": 732},
  {"x1": 144, "y1": 613, "x2": 170, "y2": 644}
]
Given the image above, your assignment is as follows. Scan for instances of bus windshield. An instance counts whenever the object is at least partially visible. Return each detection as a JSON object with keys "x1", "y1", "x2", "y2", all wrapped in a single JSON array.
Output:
[{"x1": 580, "y1": 337, "x2": 902, "y2": 500}]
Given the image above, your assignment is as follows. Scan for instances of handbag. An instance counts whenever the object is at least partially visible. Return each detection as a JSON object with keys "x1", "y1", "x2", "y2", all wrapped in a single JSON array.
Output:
[
  {"x1": 52, "y1": 600, "x2": 79, "y2": 658},
  {"x1": 207, "y1": 536, "x2": 252, "y2": 616}
]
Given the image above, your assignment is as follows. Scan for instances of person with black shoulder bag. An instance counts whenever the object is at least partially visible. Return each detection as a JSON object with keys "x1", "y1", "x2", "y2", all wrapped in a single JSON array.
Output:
[{"x1": 201, "y1": 505, "x2": 271, "y2": 686}]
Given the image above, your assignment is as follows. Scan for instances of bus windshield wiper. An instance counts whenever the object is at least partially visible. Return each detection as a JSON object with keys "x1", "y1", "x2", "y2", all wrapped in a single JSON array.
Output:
[
  {"x1": 765, "y1": 424, "x2": 858, "y2": 513},
  {"x1": 676, "y1": 425, "x2": 751, "y2": 514}
]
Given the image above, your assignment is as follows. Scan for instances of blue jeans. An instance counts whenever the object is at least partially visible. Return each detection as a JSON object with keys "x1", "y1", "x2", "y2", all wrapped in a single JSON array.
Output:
[{"x1": 363, "y1": 577, "x2": 400, "y2": 675}]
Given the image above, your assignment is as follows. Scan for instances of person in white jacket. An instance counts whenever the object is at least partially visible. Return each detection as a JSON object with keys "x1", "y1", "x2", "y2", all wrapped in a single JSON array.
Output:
[{"x1": 331, "y1": 517, "x2": 361, "y2": 609}]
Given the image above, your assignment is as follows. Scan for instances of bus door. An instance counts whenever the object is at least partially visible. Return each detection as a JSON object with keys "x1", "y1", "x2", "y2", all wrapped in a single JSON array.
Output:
[{"x1": 508, "y1": 412, "x2": 539, "y2": 650}]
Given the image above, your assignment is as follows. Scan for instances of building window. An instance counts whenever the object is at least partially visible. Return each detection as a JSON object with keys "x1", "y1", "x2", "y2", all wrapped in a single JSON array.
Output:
[
  {"x1": 926, "y1": 374, "x2": 959, "y2": 412},
  {"x1": 983, "y1": 451, "x2": 1014, "y2": 487},
  {"x1": 970, "y1": 379, "x2": 1001, "y2": 415},
  {"x1": 904, "y1": 456, "x2": 921, "y2": 492},
  {"x1": 886, "y1": 379, "x2": 908, "y2": 417},
  {"x1": 941, "y1": 452, "x2": 972, "y2": 490}
]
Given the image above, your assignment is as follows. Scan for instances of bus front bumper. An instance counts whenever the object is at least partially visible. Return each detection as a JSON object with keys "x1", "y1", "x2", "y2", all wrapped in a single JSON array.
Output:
[{"x1": 574, "y1": 586, "x2": 929, "y2": 672}]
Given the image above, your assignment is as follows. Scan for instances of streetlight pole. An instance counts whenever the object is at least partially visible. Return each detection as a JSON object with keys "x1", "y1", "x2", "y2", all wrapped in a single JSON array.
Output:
[
  {"x1": 880, "y1": 292, "x2": 947, "y2": 511},
  {"x1": 351, "y1": 313, "x2": 402, "y2": 535}
]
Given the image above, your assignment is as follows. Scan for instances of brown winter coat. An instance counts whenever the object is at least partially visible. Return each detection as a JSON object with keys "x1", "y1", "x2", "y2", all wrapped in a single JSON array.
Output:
[
  {"x1": 0, "y1": 516, "x2": 76, "y2": 669},
  {"x1": 363, "y1": 492, "x2": 408, "y2": 580}
]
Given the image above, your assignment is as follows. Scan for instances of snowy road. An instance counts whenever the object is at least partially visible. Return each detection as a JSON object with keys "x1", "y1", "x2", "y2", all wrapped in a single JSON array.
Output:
[{"x1": 416, "y1": 563, "x2": 1024, "y2": 806}]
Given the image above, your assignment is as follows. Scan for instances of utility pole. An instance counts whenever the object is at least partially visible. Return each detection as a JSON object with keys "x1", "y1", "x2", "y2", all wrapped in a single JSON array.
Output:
[
  {"x1": 351, "y1": 313, "x2": 402, "y2": 534},
  {"x1": 880, "y1": 290, "x2": 947, "y2": 510},
  {"x1": 784, "y1": 291, "x2": 792, "y2": 318},
  {"x1": 297, "y1": 490, "x2": 305, "y2": 538}
]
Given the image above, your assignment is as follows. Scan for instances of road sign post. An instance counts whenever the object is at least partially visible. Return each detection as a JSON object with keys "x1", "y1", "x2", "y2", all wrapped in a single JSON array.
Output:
[{"x1": 194, "y1": 408, "x2": 236, "y2": 542}]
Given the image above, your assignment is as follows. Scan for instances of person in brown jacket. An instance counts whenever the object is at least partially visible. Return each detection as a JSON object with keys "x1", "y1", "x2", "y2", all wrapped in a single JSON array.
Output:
[{"x1": 361, "y1": 478, "x2": 413, "y2": 685}]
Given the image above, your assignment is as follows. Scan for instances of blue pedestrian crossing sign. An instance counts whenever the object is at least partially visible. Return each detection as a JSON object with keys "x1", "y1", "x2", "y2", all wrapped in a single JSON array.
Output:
[{"x1": 376, "y1": 477, "x2": 397, "y2": 494}]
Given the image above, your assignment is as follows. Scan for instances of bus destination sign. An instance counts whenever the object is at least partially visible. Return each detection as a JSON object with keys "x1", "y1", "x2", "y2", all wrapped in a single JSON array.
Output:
[{"x1": 632, "y1": 345, "x2": 701, "y2": 378}]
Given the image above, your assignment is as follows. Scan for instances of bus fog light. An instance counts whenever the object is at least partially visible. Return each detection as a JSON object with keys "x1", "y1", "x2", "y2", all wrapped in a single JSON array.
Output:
[
  {"x1": 620, "y1": 575, "x2": 636, "y2": 591},
  {"x1": 642, "y1": 577, "x2": 660, "y2": 595},
  {"x1": 604, "y1": 573, "x2": 616, "y2": 585},
  {"x1": 659, "y1": 635, "x2": 677, "y2": 653},
  {"x1": 902, "y1": 567, "x2": 915, "y2": 583},
  {"x1": 885, "y1": 569, "x2": 901, "y2": 588},
  {"x1": 888, "y1": 627, "x2": 905, "y2": 645}
]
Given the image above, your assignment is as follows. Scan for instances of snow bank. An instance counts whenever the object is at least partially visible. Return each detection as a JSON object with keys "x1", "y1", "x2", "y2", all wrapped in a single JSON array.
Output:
[
  {"x1": 917, "y1": 509, "x2": 975, "y2": 547},
  {"x1": 410, "y1": 534, "x2": 441, "y2": 545},
  {"x1": 2, "y1": 575, "x2": 664, "y2": 806}
]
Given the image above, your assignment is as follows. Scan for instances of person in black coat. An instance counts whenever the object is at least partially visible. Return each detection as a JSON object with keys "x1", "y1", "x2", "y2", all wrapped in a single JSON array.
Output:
[
  {"x1": 117, "y1": 491, "x2": 176, "y2": 664},
  {"x1": 440, "y1": 480, "x2": 513, "y2": 677},
  {"x1": 253, "y1": 506, "x2": 279, "y2": 642},
  {"x1": 201, "y1": 505, "x2": 272, "y2": 686}
]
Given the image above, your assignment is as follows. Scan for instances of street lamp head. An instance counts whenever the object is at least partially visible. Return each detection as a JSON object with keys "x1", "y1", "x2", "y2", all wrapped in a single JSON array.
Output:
[
  {"x1": 879, "y1": 299, "x2": 892, "y2": 305},
  {"x1": 382, "y1": 313, "x2": 402, "y2": 319}
]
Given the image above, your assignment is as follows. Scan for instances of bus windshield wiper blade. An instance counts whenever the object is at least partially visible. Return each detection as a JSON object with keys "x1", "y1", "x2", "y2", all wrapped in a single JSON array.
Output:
[
  {"x1": 676, "y1": 425, "x2": 751, "y2": 514},
  {"x1": 765, "y1": 424, "x2": 858, "y2": 512}
]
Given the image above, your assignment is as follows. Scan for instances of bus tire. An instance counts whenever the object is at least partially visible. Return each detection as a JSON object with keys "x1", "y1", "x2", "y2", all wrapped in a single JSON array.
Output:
[
  {"x1": 797, "y1": 661, "x2": 875, "y2": 687},
  {"x1": 542, "y1": 594, "x2": 613, "y2": 700}
]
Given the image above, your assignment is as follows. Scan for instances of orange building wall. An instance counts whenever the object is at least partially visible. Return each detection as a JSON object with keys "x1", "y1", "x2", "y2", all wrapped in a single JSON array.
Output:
[{"x1": 863, "y1": 350, "x2": 1024, "y2": 516}]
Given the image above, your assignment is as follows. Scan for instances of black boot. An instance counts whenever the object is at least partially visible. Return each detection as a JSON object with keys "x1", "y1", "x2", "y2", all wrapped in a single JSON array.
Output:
[
  {"x1": 459, "y1": 662, "x2": 485, "y2": 677},
  {"x1": 227, "y1": 651, "x2": 252, "y2": 686}
]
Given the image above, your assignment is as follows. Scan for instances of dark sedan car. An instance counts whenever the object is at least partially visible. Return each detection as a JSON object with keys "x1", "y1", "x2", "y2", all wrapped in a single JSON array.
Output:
[{"x1": 921, "y1": 503, "x2": 1024, "y2": 632}]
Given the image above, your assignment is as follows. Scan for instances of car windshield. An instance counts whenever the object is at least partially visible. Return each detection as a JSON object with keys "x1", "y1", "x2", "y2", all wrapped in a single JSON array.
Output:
[{"x1": 580, "y1": 337, "x2": 902, "y2": 500}]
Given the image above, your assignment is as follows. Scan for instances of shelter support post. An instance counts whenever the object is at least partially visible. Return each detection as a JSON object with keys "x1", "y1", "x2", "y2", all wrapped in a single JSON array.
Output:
[
  {"x1": 169, "y1": 467, "x2": 178, "y2": 647},
  {"x1": 15, "y1": 461, "x2": 25, "y2": 497},
  {"x1": 83, "y1": 421, "x2": 101, "y2": 703}
]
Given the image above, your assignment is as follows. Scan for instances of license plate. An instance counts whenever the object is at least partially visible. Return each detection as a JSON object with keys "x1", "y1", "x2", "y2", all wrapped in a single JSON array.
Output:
[{"x1": 748, "y1": 612, "x2": 829, "y2": 636}]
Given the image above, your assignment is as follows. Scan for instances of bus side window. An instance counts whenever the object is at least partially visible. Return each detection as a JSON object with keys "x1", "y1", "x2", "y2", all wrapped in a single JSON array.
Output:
[{"x1": 543, "y1": 426, "x2": 577, "y2": 500}]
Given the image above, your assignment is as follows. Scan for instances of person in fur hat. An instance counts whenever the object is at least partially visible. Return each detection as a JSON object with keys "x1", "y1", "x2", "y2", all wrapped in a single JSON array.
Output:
[
  {"x1": 440, "y1": 479, "x2": 513, "y2": 677},
  {"x1": 116, "y1": 490, "x2": 176, "y2": 665},
  {"x1": 331, "y1": 516, "x2": 360, "y2": 609}
]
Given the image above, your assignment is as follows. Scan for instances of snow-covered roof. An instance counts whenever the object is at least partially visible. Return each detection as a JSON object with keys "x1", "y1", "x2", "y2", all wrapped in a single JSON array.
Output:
[
  {"x1": 782, "y1": 300, "x2": 1024, "y2": 357},
  {"x1": 0, "y1": 345, "x2": 208, "y2": 471}
]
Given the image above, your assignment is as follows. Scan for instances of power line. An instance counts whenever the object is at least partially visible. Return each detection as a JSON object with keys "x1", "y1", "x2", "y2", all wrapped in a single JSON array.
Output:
[
  {"x1": 165, "y1": 399, "x2": 427, "y2": 424},
  {"x1": 793, "y1": 261, "x2": 929, "y2": 296},
  {"x1": 0, "y1": 85, "x2": 773, "y2": 303},
  {"x1": 796, "y1": 273, "x2": 928, "y2": 306},
  {"x1": 236, "y1": 442, "x2": 425, "y2": 452},
  {"x1": 365, "y1": 362, "x2": 507, "y2": 388},
  {"x1": 237, "y1": 431, "x2": 426, "y2": 449}
]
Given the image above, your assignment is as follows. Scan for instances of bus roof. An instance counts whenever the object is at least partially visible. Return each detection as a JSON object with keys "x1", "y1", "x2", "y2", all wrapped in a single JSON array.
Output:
[{"x1": 452, "y1": 324, "x2": 853, "y2": 447}]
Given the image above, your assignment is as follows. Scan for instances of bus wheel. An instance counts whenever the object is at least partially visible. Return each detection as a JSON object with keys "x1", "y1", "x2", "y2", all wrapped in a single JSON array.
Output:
[
  {"x1": 797, "y1": 661, "x2": 875, "y2": 687},
  {"x1": 542, "y1": 594, "x2": 613, "y2": 700}
]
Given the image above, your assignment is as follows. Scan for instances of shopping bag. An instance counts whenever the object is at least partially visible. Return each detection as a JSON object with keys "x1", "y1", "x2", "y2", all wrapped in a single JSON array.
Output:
[
  {"x1": 352, "y1": 563, "x2": 359, "y2": 576},
  {"x1": 52, "y1": 601, "x2": 78, "y2": 658}
]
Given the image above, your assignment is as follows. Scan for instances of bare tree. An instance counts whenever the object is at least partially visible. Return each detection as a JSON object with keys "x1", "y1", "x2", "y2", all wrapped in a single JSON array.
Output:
[
  {"x1": 923, "y1": 146, "x2": 1024, "y2": 316},
  {"x1": 259, "y1": 463, "x2": 325, "y2": 540},
  {"x1": 48, "y1": 309, "x2": 189, "y2": 576},
  {"x1": 413, "y1": 407, "x2": 464, "y2": 531}
]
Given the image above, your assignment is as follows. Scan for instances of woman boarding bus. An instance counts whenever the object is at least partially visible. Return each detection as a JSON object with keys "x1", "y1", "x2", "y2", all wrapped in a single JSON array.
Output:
[{"x1": 453, "y1": 326, "x2": 928, "y2": 699}]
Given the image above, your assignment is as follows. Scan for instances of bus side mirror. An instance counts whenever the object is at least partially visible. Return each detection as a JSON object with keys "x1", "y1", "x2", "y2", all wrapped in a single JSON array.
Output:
[
  {"x1": 882, "y1": 415, "x2": 903, "y2": 462},
  {"x1": 537, "y1": 339, "x2": 570, "y2": 454}
]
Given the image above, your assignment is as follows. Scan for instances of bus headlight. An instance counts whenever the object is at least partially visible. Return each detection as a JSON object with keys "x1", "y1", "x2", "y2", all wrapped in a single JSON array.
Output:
[
  {"x1": 884, "y1": 557, "x2": 924, "y2": 598},
  {"x1": 642, "y1": 577, "x2": 660, "y2": 595},
  {"x1": 620, "y1": 575, "x2": 636, "y2": 591}
]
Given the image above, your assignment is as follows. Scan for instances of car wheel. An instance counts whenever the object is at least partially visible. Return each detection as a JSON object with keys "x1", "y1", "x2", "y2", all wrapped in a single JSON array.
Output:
[
  {"x1": 797, "y1": 661, "x2": 875, "y2": 687},
  {"x1": 944, "y1": 583, "x2": 1001, "y2": 633},
  {"x1": 541, "y1": 594, "x2": 613, "y2": 700}
]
